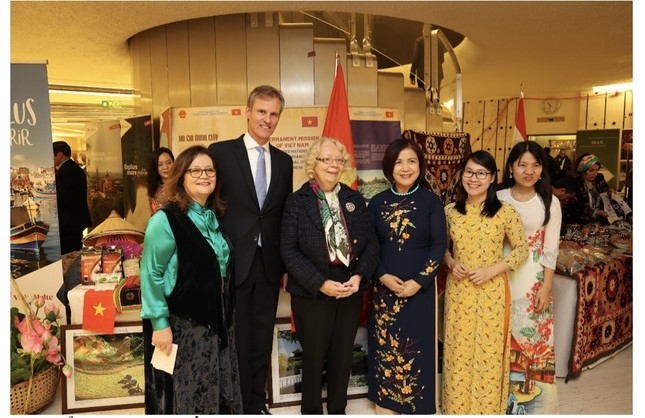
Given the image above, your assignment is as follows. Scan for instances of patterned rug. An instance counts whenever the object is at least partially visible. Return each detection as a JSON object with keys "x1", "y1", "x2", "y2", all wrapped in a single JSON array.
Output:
[
  {"x1": 565, "y1": 255, "x2": 633, "y2": 380},
  {"x1": 402, "y1": 130, "x2": 471, "y2": 206}
]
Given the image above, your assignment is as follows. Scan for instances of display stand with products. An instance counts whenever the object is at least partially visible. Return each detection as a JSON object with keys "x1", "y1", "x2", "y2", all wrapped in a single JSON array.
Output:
[
  {"x1": 552, "y1": 223, "x2": 632, "y2": 379},
  {"x1": 69, "y1": 210, "x2": 144, "y2": 328}
]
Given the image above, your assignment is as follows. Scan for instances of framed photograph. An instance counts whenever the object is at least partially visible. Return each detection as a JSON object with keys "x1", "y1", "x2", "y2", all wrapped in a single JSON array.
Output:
[
  {"x1": 268, "y1": 318, "x2": 368, "y2": 408},
  {"x1": 61, "y1": 321, "x2": 145, "y2": 413}
]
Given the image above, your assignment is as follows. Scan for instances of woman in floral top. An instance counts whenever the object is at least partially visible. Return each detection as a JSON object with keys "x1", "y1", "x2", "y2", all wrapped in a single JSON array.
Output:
[
  {"x1": 497, "y1": 141, "x2": 561, "y2": 414},
  {"x1": 367, "y1": 138, "x2": 447, "y2": 414},
  {"x1": 442, "y1": 150, "x2": 528, "y2": 414}
]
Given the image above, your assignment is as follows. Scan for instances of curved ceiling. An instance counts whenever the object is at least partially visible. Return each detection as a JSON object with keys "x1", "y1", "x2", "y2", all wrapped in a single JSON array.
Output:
[{"x1": 11, "y1": 1, "x2": 633, "y2": 100}]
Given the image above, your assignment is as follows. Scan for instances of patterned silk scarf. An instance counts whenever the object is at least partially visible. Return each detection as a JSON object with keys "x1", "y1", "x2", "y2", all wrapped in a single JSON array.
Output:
[{"x1": 310, "y1": 180, "x2": 350, "y2": 266}]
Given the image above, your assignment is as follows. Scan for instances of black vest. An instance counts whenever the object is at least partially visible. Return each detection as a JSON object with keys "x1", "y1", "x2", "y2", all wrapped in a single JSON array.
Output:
[{"x1": 161, "y1": 206, "x2": 234, "y2": 349}]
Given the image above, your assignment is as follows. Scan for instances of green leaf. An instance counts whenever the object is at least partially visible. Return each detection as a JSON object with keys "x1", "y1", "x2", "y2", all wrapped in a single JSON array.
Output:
[{"x1": 10, "y1": 352, "x2": 31, "y2": 386}]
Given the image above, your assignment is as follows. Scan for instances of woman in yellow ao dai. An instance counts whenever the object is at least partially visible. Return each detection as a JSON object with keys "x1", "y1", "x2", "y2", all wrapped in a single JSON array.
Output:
[{"x1": 441, "y1": 151, "x2": 529, "y2": 414}]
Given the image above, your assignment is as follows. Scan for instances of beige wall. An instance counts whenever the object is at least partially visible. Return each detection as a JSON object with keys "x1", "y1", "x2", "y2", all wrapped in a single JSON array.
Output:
[{"x1": 130, "y1": 13, "x2": 633, "y2": 156}]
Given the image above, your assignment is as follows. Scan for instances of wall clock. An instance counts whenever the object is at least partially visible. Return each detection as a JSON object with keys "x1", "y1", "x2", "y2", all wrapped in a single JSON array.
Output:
[{"x1": 542, "y1": 98, "x2": 561, "y2": 114}]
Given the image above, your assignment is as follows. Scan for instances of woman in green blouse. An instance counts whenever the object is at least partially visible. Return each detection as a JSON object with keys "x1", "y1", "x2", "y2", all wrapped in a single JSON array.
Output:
[{"x1": 140, "y1": 145, "x2": 241, "y2": 414}]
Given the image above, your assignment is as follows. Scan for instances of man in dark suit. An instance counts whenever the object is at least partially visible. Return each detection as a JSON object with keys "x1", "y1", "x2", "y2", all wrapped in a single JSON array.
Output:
[
  {"x1": 208, "y1": 85, "x2": 293, "y2": 414},
  {"x1": 53, "y1": 141, "x2": 93, "y2": 254},
  {"x1": 554, "y1": 148, "x2": 573, "y2": 179}
]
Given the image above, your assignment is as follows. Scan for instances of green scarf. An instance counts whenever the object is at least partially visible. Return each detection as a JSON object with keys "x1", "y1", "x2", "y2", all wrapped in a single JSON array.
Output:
[{"x1": 310, "y1": 180, "x2": 350, "y2": 266}]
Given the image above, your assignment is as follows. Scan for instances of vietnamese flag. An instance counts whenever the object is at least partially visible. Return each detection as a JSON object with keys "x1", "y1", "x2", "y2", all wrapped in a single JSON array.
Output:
[
  {"x1": 301, "y1": 116, "x2": 318, "y2": 127},
  {"x1": 83, "y1": 289, "x2": 116, "y2": 334},
  {"x1": 322, "y1": 52, "x2": 358, "y2": 190},
  {"x1": 513, "y1": 96, "x2": 528, "y2": 143}
]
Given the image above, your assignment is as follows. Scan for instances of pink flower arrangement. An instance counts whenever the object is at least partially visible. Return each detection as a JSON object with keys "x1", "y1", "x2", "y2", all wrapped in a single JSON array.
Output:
[{"x1": 11, "y1": 279, "x2": 73, "y2": 387}]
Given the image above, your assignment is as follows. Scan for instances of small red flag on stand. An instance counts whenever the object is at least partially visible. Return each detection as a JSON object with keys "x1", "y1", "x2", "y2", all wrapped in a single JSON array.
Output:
[
  {"x1": 322, "y1": 52, "x2": 358, "y2": 190},
  {"x1": 83, "y1": 289, "x2": 116, "y2": 334}
]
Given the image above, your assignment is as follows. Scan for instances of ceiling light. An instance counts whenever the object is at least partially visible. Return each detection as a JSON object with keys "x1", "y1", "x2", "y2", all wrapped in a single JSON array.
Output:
[
  {"x1": 49, "y1": 84, "x2": 137, "y2": 97},
  {"x1": 592, "y1": 82, "x2": 633, "y2": 94}
]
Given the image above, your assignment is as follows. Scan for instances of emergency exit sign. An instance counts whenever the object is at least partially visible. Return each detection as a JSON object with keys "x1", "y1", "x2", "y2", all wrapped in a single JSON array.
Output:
[{"x1": 102, "y1": 100, "x2": 123, "y2": 108}]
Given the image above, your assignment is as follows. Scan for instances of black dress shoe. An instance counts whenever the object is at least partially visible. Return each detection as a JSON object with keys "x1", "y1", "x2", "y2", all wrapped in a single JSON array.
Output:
[{"x1": 259, "y1": 407, "x2": 272, "y2": 415}]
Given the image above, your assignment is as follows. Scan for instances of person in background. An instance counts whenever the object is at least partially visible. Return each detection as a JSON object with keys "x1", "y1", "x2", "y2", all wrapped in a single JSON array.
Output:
[
  {"x1": 552, "y1": 175, "x2": 576, "y2": 206},
  {"x1": 147, "y1": 147, "x2": 174, "y2": 214},
  {"x1": 554, "y1": 149, "x2": 572, "y2": 179},
  {"x1": 140, "y1": 145, "x2": 242, "y2": 414},
  {"x1": 280, "y1": 137, "x2": 379, "y2": 414},
  {"x1": 497, "y1": 141, "x2": 562, "y2": 414},
  {"x1": 367, "y1": 138, "x2": 446, "y2": 414},
  {"x1": 543, "y1": 147, "x2": 560, "y2": 181},
  {"x1": 562, "y1": 153, "x2": 610, "y2": 227},
  {"x1": 53, "y1": 140, "x2": 93, "y2": 254},
  {"x1": 441, "y1": 150, "x2": 528, "y2": 414},
  {"x1": 208, "y1": 85, "x2": 293, "y2": 415},
  {"x1": 53, "y1": 141, "x2": 93, "y2": 324}
]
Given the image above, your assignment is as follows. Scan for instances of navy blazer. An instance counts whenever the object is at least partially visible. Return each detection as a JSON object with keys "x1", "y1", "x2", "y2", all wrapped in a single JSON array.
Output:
[
  {"x1": 280, "y1": 181, "x2": 379, "y2": 298},
  {"x1": 208, "y1": 136, "x2": 293, "y2": 285}
]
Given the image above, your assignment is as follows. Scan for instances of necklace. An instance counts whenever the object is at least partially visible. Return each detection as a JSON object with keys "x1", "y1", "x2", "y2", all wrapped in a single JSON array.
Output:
[
  {"x1": 510, "y1": 187, "x2": 536, "y2": 202},
  {"x1": 390, "y1": 184, "x2": 419, "y2": 196}
]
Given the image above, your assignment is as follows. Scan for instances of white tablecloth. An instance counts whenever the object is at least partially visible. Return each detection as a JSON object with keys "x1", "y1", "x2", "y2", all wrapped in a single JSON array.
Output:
[
  {"x1": 552, "y1": 273, "x2": 577, "y2": 378},
  {"x1": 68, "y1": 283, "x2": 141, "y2": 325}
]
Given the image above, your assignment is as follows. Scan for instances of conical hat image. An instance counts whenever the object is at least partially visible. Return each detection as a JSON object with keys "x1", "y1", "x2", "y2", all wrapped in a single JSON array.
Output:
[{"x1": 83, "y1": 210, "x2": 145, "y2": 246}]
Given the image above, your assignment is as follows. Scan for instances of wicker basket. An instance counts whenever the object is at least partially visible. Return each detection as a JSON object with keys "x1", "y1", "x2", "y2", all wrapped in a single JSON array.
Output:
[{"x1": 10, "y1": 366, "x2": 60, "y2": 414}]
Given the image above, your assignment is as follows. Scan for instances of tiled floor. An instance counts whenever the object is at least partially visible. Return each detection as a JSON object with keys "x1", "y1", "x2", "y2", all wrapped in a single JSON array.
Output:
[{"x1": 38, "y1": 344, "x2": 632, "y2": 415}]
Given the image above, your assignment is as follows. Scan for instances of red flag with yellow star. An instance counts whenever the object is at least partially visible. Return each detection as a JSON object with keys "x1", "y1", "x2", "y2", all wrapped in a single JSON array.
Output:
[
  {"x1": 323, "y1": 52, "x2": 358, "y2": 190},
  {"x1": 82, "y1": 289, "x2": 116, "y2": 333}
]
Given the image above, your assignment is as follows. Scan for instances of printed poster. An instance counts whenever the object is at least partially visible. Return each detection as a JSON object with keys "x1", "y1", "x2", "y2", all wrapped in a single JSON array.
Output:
[
  {"x1": 168, "y1": 106, "x2": 248, "y2": 156},
  {"x1": 166, "y1": 105, "x2": 401, "y2": 193},
  {"x1": 120, "y1": 115, "x2": 154, "y2": 232},
  {"x1": 576, "y1": 129, "x2": 620, "y2": 189},
  {"x1": 85, "y1": 120, "x2": 124, "y2": 225},
  {"x1": 10, "y1": 63, "x2": 67, "y2": 320}
]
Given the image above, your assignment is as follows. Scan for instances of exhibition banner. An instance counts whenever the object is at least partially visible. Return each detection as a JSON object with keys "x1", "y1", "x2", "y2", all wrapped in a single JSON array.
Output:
[
  {"x1": 85, "y1": 120, "x2": 124, "y2": 225},
  {"x1": 271, "y1": 107, "x2": 327, "y2": 188},
  {"x1": 159, "y1": 107, "x2": 171, "y2": 149},
  {"x1": 120, "y1": 115, "x2": 154, "y2": 231},
  {"x1": 10, "y1": 63, "x2": 66, "y2": 319},
  {"x1": 165, "y1": 105, "x2": 401, "y2": 193},
  {"x1": 168, "y1": 106, "x2": 248, "y2": 156},
  {"x1": 349, "y1": 108, "x2": 402, "y2": 200},
  {"x1": 576, "y1": 129, "x2": 620, "y2": 189}
]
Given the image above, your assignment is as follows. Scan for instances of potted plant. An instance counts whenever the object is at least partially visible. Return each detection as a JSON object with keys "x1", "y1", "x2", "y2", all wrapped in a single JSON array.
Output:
[{"x1": 10, "y1": 277, "x2": 73, "y2": 414}]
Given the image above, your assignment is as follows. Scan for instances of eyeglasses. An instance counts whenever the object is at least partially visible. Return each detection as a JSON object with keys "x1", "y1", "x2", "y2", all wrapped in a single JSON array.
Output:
[
  {"x1": 186, "y1": 168, "x2": 216, "y2": 178},
  {"x1": 462, "y1": 170, "x2": 491, "y2": 180},
  {"x1": 315, "y1": 157, "x2": 346, "y2": 165}
]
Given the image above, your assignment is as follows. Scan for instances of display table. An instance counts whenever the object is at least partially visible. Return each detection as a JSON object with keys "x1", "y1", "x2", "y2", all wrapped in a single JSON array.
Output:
[
  {"x1": 552, "y1": 245, "x2": 632, "y2": 380},
  {"x1": 70, "y1": 283, "x2": 288, "y2": 324},
  {"x1": 68, "y1": 283, "x2": 141, "y2": 325}
]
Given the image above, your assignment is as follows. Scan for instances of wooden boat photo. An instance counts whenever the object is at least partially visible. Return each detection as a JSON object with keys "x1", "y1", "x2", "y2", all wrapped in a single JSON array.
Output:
[
  {"x1": 31, "y1": 184, "x2": 57, "y2": 199},
  {"x1": 10, "y1": 206, "x2": 50, "y2": 252}
]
